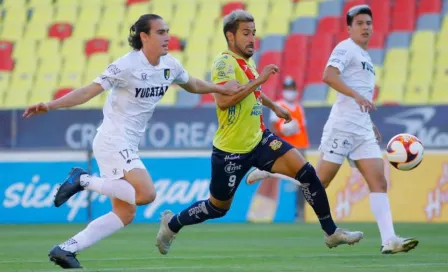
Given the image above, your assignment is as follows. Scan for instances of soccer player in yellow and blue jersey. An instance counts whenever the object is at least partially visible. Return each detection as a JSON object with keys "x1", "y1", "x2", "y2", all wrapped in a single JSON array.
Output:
[{"x1": 156, "y1": 10, "x2": 364, "y2": 254}]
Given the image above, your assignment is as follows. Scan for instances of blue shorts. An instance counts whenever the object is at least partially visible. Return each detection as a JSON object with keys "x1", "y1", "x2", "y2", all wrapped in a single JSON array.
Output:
[{"x1": 210, "y1": 129, "x2": 294, "y2": 201}]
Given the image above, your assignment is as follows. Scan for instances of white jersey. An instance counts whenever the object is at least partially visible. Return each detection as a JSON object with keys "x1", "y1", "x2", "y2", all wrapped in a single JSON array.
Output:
[
  {"x1": 93, "y1": 50, "x2": 189, "y2": 150},
  {"x1": 325, "y1": 38, "x2": 376, "y2": 134}
]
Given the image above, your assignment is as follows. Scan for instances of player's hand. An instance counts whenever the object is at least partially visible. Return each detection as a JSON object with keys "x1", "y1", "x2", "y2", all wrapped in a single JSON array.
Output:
[
  {"x1": 221, "y1": 80, "x2": 244, "y2": 95},
  {"x1": 274, "y1": 105, "x2": 292, "y2": 124},
  {"x1": 22, "y1": 102, "x2": 50, "y2": 119},
  {"x1": 354, "y1": 93, "x2": 375, "y2": 113},
  {"x1": 373, "y1": 124, "x2": 382, "y2": 143},
  {"x1": 258, "y1": 64, "x2": 279, "y2": 84}
]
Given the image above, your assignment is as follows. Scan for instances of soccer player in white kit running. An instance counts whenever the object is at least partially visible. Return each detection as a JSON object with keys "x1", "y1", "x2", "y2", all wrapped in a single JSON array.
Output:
[
  {"x1": 247, "y1": 5, "x2": 419, "y2": 254},
  {"x1": 22, "y1": 14, "x2": 243, "y2": 269}
]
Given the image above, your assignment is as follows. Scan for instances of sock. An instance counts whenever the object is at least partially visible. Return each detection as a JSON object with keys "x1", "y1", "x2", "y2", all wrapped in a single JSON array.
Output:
[
  {"x1": 296, "y1": 162, "x2": 337, "y2": 236},
  {"x1": 168, "y1": 200, "x2": 227, "y2": 233},
  {"x1": 80, "y1": 175, "x2": 136, "y2": 205},
  {"x1": 369, "y1": 193, "x2": 396, "y2": 245},
  {"x1": 59, "y1": 212, "x2": 124, "y2": 253}
]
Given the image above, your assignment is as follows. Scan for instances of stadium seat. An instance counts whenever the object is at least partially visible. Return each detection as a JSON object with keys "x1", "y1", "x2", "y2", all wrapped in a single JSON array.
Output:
[
  {"x1": 59, "y1": 56, "x2": 86, "y2": 88},
  {"x1": 124, "y1": 2, "x2": 152, "y2": 27},
  {"x1": 78, "y1": 4, "x2": 102, "y2": 25},
  {"x1": 431, "y1": 80, "x2": 448, "y2": 104},
  {"x1": 435, "y1": 51, "x2": 448, "y2": 78},
  {"x1": 341, "y1": 0, "x2": 367, "y2": 26},
  {"x1": 418, "y1": 0, "x2": 442, "y2": 16},
  {"x1": 126, "y1": 0, "x2": 147, "y2": 5},
  {"x1": 23, "y1": 23, "x2": 48, "y2": 41},
  {"x1": 85, "y1": 38, "x2": 109, "y2": 57},
  {"x1": 410, "y1": 31, "x2": 436, "y2": 52},
  {"x1": 54, "y1": 0, "x2": 79, "y2": 6},
  {"x1": 290, "y1": 17, "x2": 317, "y2": 35},
  {"x1": 377, "y1": 81, "x2": 404, "y2": 105},
  {"x1": 293, "y1": 0, "x2": 319, "y2": 18},
  {"x1": 245, "y1": 0, "x2": 269, "y2": 37},
  {"x1": 259, "y1": 35, "x2": 285, "y2": 55},
  {"x1": 368, "y1": 49, "x2": 384, "y2": 66},
  {"x1": 37, "y1": 39, "x2": 61, "y2": 59},
  {"x1": 72, "y1": 21, "x2": 97, "y2": 41},
  {"x1": 0, "y1": 72, "x2": 11, "y2": 102},
  {"x1": 48, "y1": 23, "x2": 73, "y2": 40},
  {"x1": 12, "y1": 40, "x2": 35, "y2": 61},
  {"x1": 0, "y1": 41, "x2": 13, "y2": 59},
  {"x1": 386, "y1": 32, "x2": 412, "y2": 48},
  {"x1": 383, "y1": 49, "x2": 409, "y2": 85},
  {"x1": 84, "y1": 53, "x2": 111, "y2": 85},
  {"x1": 336, "y1": 31, "x2": 348, "y2": 43},
  {"x1": 326, "y1": 87, "x2": 337, "y2": 105},
  {"x1": 391, "y1": 0, "x2": 416, "y2": 31},
  {"x1": 109, "y1": 39, "x2": 131, "y2": 60},
  {"x1": 369, "y1": 33, "x2": 385, "y2": 49},
  {"x1": 28, "y1": 0, "x2": 53, "y2": 7},
  {"x1": 101, "y1": 6, "x2": 125, "y2": 24},
  {"x1": 2, "y1": 0, "x2": 27, "y2": 8},
  {"x1": 416, "y1": 14, "x2": 441, "y2": 31},
  {"x1": 301, "y1": 83, "x2": 328, "y2": 106},
  {"x1": 374, "y1": 66, "x2": 383, "y2": 87},
  {"x1": 54, "y1": 4, "x2": 78, "y2": 24},
  {"x1": 318, "y1": 0, "x2": 343, "y2": 19},
  {"x1": 158, "y1": 86, "x2": 177, "y2": 106},
  {"x1": 222, "y1": 2, "x2": 246, "y2": 17},
  {"x1": 3, "y1": 6, "x2": 27, "y2": 26},
  {"x1": 317, "y1": 17, "x2": 342, "y2": 35},
  {"x1": 97, "y1": 21, "x2": 121, "y2": 40},
  {"x1": 257, "y1": 51, "x2": 283, "y2": 98},
  {"x1": 53, "y1": 88, "x2": 73, "y2": 100},
  {"x1": 370, "y1": 0, "x2": 390, "y2": 34},
  {"x1": 404, "y1": 83, "x2": 430, "y2": 105},
  {"x1": 61, "y1": 38, "x2": 85, "y2": 58},
  {"x1": 306, "y1": 33, "x2": 334, "y2": 84},
  {"x1": 0, "y1": 57, "x2": 14, "y2": 71},
  {"x1": 444, "y1": 0, "x2": 448, "y2": 14},
  {"x1": 175, "y1": 89, "x2": 200, "y2": 107},
  {"x1": 29, "y1": 6, "x2": 54, "y2": 26},
  {"x1": 168, "y1": 36, "x2": 182, "y2": 51},
  {"x1": 282, "y1": 34, "x2": 309, "y2": 91},
  {"x1": 1, "y1": 23, "x2": 25, "y2": 41}
]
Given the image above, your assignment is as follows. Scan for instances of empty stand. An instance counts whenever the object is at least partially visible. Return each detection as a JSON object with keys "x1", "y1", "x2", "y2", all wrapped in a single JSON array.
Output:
[{"x1": 391, "y1": 0, "x2": 416, "y2": 31}]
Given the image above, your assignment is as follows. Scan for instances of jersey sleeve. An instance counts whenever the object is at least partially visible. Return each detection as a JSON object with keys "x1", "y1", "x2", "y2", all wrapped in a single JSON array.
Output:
[
  {"x1": 211, "y1": 54, "x2": 237, "y2": 85},
  {"x1": 172, "y1": 57, "x2": 189, "y2": 85},
  {"x1": 93, "y1": 57, "x2": 130, "y2": 90},
  {"x1": 326, "y1": 42, "x2": 353, "y2": 74}
]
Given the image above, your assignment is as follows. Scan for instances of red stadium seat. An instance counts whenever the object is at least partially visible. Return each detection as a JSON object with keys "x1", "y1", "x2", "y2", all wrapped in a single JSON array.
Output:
[
  {"x1": 418, "y1": 0, "x2": 441, "y2": 16},
  {"x1": 200, "y1": 94, "x2": 215, "y2": 104},
  {"x1": 126, "y1": 0, "x2": 147, "y2": 5},
  {"x1": 0, "y1": 56, "x2": 14, "y2": 71},
  {"x1": 317, "y1": 17, "x2": 342, "y2": 35},
  {"x1": 282, "y1": 34, "x2": 309, "y2": 92},
  {"x1": 370, "y1": 0, "x2": 391, "y2": 34},
  {"x1": 53, "y1": 88, "x2": 73, "y2": 100},
  {"x1": 85, "y1": 38, "x2": 109, "y2": 57},
  {"x1": 306, "y1": 34, "x2": 334, "y2": 85},
  {"x1": 48, "y1": 23, "x2": 73, "y2": 40},
  {"x1": 336, "y1": 31, "x2": 349, "y2": 42},
  {"x1": 0, "y1": 40, "x2": 13, "y2": 59},
  {"x1": 169, "y1": 35, "x2": 182, "y2": 51},
  {"x1": 391, "y1": 0, "x2": 416, "y2": 31},
  {"x1": 369, "y1": 32, "x2": 385, "y2": 48},
  {"x1": 255, "y1": 37, "x2": 260, "y2": 51},
  {"x1": 222, "y1": 2, "x2": 245, "y2": 17},
  {"x1": 257, "y1": 51, "x2": 283, "y2": 98}
]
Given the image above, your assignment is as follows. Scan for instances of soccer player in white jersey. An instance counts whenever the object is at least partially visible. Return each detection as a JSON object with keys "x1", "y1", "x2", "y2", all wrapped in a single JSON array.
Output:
[
  {"x1": 247, "y1": 5, "x2": 419, "y2": 254},
  {"x1": 22, "y1": 14, "x2": 243, "y2": 269}
]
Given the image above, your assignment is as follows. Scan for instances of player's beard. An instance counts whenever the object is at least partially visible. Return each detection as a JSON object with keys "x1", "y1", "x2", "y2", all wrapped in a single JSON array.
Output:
[{"x1": 235, "y1": 42, "x2": 253, "y2": 59}]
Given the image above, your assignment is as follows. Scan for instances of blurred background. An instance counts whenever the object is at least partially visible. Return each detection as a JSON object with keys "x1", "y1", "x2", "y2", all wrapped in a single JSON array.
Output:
[{"x1": 0, "y1": 0, "x2": 447, "y2": 228}]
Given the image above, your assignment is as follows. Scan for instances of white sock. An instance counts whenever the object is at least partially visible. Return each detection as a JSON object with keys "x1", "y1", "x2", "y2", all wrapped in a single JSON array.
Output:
[
  {"x1": 80, "y1": 174, "x2": 136, "y2": 205},
  {"x1": 59, "y1": 212, "x2": 124, "y2": 253},
  {"x1": 369, "y1": 193, "x2": 396, "y2": 245}
]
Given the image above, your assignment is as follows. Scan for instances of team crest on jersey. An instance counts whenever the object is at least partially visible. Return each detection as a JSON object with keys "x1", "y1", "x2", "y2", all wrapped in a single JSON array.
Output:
[
  {"x1": 164, "y1": 69, "x2": 170, "y2": 80},
  {"x1": 269, "y1": 139, "x2": 283, "y2": 151},
  {"x1": 141, "y1": 73, "x2": 148, "y2": 81}
]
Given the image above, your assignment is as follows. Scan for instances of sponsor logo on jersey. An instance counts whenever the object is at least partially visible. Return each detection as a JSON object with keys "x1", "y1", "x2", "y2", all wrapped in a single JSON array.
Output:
[
  {"x1": 361, "y1": 61, "x2": 375, "y2": 75},
  {"x1": 135, "y1": 86, "x2": 169, "y2": 98}
]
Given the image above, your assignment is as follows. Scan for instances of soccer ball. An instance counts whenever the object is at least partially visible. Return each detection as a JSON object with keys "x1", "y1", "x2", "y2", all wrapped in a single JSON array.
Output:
[{"x1": 386, "y1": 133, "x2": 424, "y2": 171}]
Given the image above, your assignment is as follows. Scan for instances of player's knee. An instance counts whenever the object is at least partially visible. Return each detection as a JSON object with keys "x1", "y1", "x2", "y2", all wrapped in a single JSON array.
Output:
[
  {"x1": 368, "y1": 176, "x2": 388, "y2": 193},
  {"x1": 114, "y1": 204, "x2": 136, "y2": 226},
  {"x1": 136, "y1": 189, "x2": 156, "y2": 205},
  {"x1": 206, "y1": 199, "x2": 229, "y2": 219}
]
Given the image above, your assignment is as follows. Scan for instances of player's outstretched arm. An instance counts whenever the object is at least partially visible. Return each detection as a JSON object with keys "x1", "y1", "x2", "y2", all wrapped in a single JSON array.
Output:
[
  {"x1": 179, "y1": 77, "x2": 243, "y2": 96},
  {"x1": 323, "y1": 66, "x2": 375, "y2": 112},
  {"x1": 214, "y1": 64, "x2": 279, "y2": 110},
  {"x1": 22, "y1": 83, "x2": 104, "y2": 118}
]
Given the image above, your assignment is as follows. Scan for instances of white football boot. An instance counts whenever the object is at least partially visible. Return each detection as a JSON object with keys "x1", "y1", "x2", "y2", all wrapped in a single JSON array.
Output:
[
  {"x1": 325, "y1": 228, "x2": 364, "y2": 248},
  {"x1": 381, "y1": 236, "x2": 419, "y2": 254},
  {"x1": 246, "y1": 168, "x2": 272, "y2": 185},
  {"x1": 156, "y1": 210, "x2": 177, "y2": 255}
]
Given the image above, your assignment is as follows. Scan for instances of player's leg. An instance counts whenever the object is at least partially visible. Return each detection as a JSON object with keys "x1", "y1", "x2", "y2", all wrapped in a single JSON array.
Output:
[
  {"x1": 351, "y1": 138, "x2": 418, "y2": 254},
  {"x1": 256, "y1": 130, "x2": 363, "y2": 248},
  {"x1": 156, "y1": 147, "x2": 252, "y2": 255},
  {"x1": 316, "y1": 153, "x2": 342, "y2": 189}
]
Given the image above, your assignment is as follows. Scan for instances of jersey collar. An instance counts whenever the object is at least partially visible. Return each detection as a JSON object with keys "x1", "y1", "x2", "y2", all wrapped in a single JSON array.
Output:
[
  {"x1": 138, "y1": 49, "x2": 162, "y2": 67},
  {"x1": 223, "y1": 49, "x2": 249, "y2": 62}
]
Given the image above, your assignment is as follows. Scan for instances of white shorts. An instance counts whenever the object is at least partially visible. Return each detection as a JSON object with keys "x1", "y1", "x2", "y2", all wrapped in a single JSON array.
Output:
[
  {"x1": 92, "y1": 133, "x2": 146, "y2": 179},
  {"x1": 318, "y1": 123, "x2": 382, "y2": 167}
]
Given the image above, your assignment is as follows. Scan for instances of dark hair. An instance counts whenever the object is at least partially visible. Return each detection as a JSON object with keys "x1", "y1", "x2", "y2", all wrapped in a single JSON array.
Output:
[
  {"x1": 223, "y1": 10, "x2": 254, "y2": 42},
  {"x1": 128, "y1": 14, "x2": 163, "y2": 50},
  {"x1": 346, "y1": 5, "x2": 372, "y2": 26}
]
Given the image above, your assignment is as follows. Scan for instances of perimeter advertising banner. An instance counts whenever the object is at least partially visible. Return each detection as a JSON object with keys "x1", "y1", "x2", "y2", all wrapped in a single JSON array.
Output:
[
  {"x1": 0, "y1": 154, "x2": 296, "y2": 224},
  {"x1": 304, "y1": 152, "x2": 448, "y2": 223}
]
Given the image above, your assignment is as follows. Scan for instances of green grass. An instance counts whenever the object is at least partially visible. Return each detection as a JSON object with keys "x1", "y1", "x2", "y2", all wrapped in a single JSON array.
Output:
[{"x1": 0, "y1": 223, "x2": 447, "y2": 271}]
